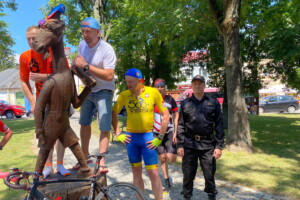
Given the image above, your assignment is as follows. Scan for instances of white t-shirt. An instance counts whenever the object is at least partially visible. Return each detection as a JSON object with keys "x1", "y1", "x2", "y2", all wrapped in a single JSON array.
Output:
[{"x1": 78, "y1": 39, "x2": 117, "y2": 92}]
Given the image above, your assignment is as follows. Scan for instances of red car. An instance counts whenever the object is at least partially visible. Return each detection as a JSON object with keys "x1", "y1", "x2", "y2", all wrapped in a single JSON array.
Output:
[{"x1": 0, "y1": 100, "x2": 26, "y2": 119}]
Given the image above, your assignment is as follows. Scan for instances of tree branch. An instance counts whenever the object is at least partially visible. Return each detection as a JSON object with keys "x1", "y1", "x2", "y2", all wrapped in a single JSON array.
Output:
[{"x1": 208, "y1": 0, "x2": 223, "y2": 34}]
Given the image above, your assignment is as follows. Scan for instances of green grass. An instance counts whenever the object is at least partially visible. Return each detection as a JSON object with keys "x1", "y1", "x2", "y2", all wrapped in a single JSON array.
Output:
[
  {"x1": 217, "y1": 113, "x2": 300, "y2": 200},
  {"x1": 0, "y1": 118, "x2": 36, "y2": 200}
]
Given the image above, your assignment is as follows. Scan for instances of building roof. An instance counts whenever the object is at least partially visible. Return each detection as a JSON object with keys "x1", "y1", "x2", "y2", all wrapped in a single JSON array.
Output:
[
  {"x1": 182, "y1": 51, "x2": 207, "y2": 63},
  {"x1": 0, "y1": 68, "x2": 33, "y2": 90}
]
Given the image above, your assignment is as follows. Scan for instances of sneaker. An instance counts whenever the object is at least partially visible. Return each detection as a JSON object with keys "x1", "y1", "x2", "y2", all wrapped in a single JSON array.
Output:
[
  {"x1": 164, "y1": 177, "x2": 172, "y2": 190},
  {"x1": 72, "y1": 159, "x2": 93, "y2": 170}
]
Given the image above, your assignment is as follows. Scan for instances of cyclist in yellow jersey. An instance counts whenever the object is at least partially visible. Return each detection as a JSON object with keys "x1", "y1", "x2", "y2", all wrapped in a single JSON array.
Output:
[{"x1": 112, "y1": 68, "x2": 170, "y2": 200}]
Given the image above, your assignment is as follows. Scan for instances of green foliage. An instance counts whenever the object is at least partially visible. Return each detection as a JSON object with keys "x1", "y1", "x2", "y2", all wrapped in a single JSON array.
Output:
[
  {"x1": 44, "y1": 0, "x2": 299, "y2": 93},
  {"x1": 0, "y1": 0, "x2": 17, "y2": 71},
  {"x1": 241, "y1": 0, "x2": 300, "y2": 91}
]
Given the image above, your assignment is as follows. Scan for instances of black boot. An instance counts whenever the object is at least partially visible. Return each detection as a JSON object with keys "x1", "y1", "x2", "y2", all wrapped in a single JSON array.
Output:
[
  {"x1": 164, "y1": 178, "x2": 172, "y2": 190},
  {"x1": 208, "y1": 194, "x2": 216, "y2": 200}
]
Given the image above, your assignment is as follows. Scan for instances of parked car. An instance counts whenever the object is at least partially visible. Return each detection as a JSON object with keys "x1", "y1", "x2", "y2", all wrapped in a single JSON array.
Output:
[
  {"x1": 259, "y1": 95, "x2": 300, "y2": 113},
  {"x1": 0, "y1": 100, "x2": 26, "y2": 119}
]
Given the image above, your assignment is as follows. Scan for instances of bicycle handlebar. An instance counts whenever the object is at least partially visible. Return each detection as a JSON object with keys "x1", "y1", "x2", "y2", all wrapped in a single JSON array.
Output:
[{"x1": 4, "y1": 171, "x2": 38, "y2": 190}]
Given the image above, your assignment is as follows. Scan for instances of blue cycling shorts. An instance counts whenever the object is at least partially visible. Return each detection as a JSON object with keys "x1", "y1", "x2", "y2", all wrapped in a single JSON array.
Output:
[{"x1": 125, "y1": 132, "x2": 158, "y2": 169}]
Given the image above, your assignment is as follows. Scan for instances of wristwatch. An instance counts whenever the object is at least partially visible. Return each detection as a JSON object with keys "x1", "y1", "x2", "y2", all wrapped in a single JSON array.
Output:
[
  {"x1": 157, "y1": 134, "x2": 165, "y2": 140},
  {"x1": 0, "y1": 145, "x2": 3, "y2": 150},
  {"x1": 83, "y1": 64, "x2": 90, "y2": 71}
]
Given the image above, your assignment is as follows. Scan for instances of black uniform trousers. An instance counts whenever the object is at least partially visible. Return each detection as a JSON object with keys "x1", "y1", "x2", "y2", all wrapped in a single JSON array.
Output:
[{"x1": 182, "y1": 147, "x2": 217, "y2": 198}]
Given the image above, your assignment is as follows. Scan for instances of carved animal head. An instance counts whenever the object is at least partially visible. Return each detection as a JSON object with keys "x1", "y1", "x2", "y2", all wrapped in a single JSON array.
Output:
[{"x1": 32, "y1": 18, "x2": 65, "y2": 57}]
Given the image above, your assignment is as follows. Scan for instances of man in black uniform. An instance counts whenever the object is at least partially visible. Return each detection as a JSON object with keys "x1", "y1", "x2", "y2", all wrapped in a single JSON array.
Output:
[{"x1": 177, "y1": 75, "x2": 225, "y2": 200}]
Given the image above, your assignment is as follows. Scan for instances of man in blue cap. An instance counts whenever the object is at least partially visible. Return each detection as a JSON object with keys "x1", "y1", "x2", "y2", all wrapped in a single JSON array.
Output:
[
  {"x1": 73, "y1": 17, "x2": 117, "y2": 173},
  {"x1": 112, "y1": 68, "x2": 170, "y2": 200}
]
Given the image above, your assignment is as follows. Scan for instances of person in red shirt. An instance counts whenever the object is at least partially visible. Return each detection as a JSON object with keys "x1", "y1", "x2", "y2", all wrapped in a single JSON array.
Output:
[
  {"x1": 0, "y1": 120, "x2": 12, "y2": 151},
  {"x1": 19, "y1": 26, "x2": 70, "y2": 178}
]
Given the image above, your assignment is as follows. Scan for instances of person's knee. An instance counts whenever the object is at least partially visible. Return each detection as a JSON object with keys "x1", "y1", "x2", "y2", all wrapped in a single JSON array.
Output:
[
  {"x1": 146, "y1": 168, "x2": 160, "y2": 181},
  {"x1": 159, "y1": 154, "x2": 168, "y2": 162},
  {"x1": 168, "y1": 154, "x2": 177, "y2": 163},
  {"x1": 100, "y1": 131, "x2": 111, "y2": 140}
]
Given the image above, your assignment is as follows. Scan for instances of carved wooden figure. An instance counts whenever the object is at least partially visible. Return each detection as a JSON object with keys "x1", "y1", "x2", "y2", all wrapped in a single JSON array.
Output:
[{"x1": 32, "y1": 8, "x2": 92, "y2": 176}]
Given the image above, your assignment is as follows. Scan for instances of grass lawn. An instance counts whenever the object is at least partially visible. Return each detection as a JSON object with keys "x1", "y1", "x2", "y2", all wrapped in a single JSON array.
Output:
[
  {"x1": 217, "y1": 113, "x2": 300, "y2": 200},
  {"x1": 0, "y1": 118, "x2": 36, "y2": 200}
]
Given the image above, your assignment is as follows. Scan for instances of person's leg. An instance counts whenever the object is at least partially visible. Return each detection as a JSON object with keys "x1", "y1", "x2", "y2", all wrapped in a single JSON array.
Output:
[
  {"x1": 142, "y1": 132, "x2": 162, "y2": 199},
  {"x1": 146, "y1": 168, "x2": 163, "y2": 200},
  {"x1": 74, "y1": 94, "x2": 94, "y2": 170},
  {"x1": 56, "y1": 140, "x2": 70, "y2": 176},
  {"x1": 80, "y1": 125, "x2": 92, "y2": 159},
  {"x1": 42, "y1": 148, "x2": 54, "y2": 178},
  {"x1": 99, "y1": 131, "x2": 110, "y2": 168},
  {"x1": 199, "y1": 149, "x2": 217, "y2": 198},
  {"x1": 126, "y1": 132, "x2": 144, "y2": 192},
  {"x1": 182, "y1": 147, "x2": 198, "y2": 199},
  {"x1": 159, "y1": 153, "x2": 168, "y2": 179},
  {"x1": 162, "y1": 132, "x2": 177, "y2": 189},
  {"x1": 132, "y1": 164, "x2": 144, "y2": 192},
  {"x1": 95, "y1": 90, "x2": 113, "y2": 171}
]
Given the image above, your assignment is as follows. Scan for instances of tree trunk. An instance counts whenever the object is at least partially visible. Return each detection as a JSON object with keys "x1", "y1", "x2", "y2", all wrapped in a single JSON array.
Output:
[
  {"x1": 209, "y1": 0, "x2": 253, "y2": 152},
  {"x1": 223, "y1": 1, "x2": 253, "y2": 152}
]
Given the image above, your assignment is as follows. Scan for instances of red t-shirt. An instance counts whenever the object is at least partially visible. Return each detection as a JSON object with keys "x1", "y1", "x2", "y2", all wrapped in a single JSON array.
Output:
[
  {"x1": 0, "y1": 120, "x2": 10, "y2": 135},
  {"x1": 19, "y1": 49, "x2": 54, "y2": 98}
]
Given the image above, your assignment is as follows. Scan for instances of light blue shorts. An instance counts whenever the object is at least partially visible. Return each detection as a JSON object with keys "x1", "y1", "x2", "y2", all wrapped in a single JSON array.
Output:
[{"x1": 79, "y1": 90, "x2": 113, "y2": 132}]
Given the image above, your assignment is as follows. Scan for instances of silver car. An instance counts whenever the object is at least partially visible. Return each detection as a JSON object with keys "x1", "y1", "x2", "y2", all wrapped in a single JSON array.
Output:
[{"x1": 259, "y1": 95, "x2": 300, "y2": 113}]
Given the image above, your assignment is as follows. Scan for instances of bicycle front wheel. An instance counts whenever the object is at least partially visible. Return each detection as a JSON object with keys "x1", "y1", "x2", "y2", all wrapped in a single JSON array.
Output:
[{"x1": 95, "y1": 182, "x2": 146, "y2": 200}]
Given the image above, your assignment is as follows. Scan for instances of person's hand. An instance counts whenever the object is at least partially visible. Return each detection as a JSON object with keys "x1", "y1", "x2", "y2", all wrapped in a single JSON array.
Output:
[
  {"x1": 177, "y1": 147, "x2": 184, "y2": 157},
  {"x1": 172, "y1": 134, "x2": 177, "y2": 144},
  {"x1": 213, "y1": 148, "x2": 222, "y2": 159},
  {"x1": 146, "y1": 138, "x2": 162, "y2": 149},
  {"x1": 29, "y1": 72, "x2": 48, "y2": 82},
  {"x1": 31, "y1": 104, "x2": 35, "y2": 114},
  {"x1": 73, "y1": 54, "x2": 87, "y2": 68},
  {"x1": 116, "y1": 134, "x2": 131, "y2": 144}
]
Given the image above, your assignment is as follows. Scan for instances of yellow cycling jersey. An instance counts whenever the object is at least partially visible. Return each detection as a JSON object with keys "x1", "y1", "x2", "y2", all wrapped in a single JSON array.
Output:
[{"x1": 113, "y1": 86, "x2": 167, "y2": 133}]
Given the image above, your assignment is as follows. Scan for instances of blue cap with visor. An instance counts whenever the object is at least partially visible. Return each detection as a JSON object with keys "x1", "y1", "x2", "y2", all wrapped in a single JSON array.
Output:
[
  {"x1": 80, "y1": 17, "x2": 100, "y2": 30},
  {"x1": 125, "y1": 68, "x2": 143, "y2": 79}
]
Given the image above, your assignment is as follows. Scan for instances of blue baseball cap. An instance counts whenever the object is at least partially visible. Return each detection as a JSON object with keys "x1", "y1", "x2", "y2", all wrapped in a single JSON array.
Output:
[
  {"x1": 80, "y1": 17, "x2": 100, "y2": 30},
  {"x1": 47, "y1": 4, "x2": 65, "y2": 20},
  {"x1": 125, "y1": 68, "x2": 143, "y2": 79}
]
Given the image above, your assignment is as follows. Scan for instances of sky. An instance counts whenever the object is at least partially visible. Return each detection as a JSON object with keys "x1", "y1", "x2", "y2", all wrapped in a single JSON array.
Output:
[{"x1": 3, "y1": 0, "x2": 76, "y2": 62}]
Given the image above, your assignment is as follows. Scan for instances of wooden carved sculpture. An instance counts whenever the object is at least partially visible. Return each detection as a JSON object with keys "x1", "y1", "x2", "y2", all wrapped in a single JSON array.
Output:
[{"x1": 33, "y1": 5, "x2": 94, "y2": 176}]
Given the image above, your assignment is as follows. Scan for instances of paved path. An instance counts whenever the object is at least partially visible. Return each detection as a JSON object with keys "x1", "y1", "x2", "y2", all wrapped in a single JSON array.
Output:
[{"x1": 53, "y1": 112, "x2": 291, "y2": 200}]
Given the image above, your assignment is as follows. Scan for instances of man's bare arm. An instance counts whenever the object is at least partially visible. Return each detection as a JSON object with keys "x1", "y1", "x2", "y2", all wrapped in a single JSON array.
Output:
[{"x1": 20, "y1": 80, "x2": 35, "y2": 111}]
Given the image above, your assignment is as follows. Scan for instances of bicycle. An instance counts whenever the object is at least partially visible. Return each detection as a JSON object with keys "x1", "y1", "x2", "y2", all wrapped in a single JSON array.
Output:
[{"x1": 4, "y1": 152, "x2": 146, "y2": 200}]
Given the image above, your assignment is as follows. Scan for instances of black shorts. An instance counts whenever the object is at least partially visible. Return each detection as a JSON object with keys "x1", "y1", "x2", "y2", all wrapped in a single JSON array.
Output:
[{"x1": 154, "y1": 132, "x2": 177, "y2": 155}]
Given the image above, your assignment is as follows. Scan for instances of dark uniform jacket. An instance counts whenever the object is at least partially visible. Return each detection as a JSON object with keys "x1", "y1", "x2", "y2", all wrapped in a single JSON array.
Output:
[{"x1": 177, "y1": 94, "x2": 225, "y2": 150}]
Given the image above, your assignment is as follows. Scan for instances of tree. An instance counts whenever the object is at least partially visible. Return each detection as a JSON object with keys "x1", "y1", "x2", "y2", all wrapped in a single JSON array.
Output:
[
  {"x1": 208, "y1": 0, "x2": 253, "y2": 152},
  {"x1": 0, "y1": 0, "x2": 17, "y2": 71},
  {"x1": 45, "y1": 0, "x2": 120, "y2": 45}
]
